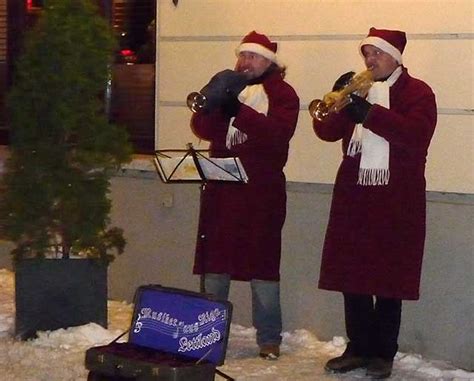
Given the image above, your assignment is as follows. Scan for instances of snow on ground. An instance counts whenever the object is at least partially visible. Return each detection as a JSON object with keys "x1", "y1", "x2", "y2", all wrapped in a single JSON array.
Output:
[{"x1": 0, "y1": 269, "x2": 472, "y2": 381}]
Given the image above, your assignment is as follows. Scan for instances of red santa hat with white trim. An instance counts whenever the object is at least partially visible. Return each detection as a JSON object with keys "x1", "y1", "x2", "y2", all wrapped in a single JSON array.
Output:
[
  {"x1": 359, "y1": 27, "x2": 407, "y2": 64},
  {"x1": 235, "y1": 31, "x2": 283, "y2": 67}
]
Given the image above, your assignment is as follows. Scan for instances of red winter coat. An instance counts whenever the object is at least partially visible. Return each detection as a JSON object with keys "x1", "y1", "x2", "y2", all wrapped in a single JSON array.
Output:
[
  {"x1": 313, "y1": 67, "x2": 437, "y2": 300},
  {"x1": 191, "y1": 69, "x2": 300, "y2": 281}
]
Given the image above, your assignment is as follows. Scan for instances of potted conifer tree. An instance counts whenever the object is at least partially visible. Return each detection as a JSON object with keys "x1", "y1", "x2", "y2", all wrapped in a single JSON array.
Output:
[{"x1": 0, "y1": 0, "x2": 132, "y2": 339}]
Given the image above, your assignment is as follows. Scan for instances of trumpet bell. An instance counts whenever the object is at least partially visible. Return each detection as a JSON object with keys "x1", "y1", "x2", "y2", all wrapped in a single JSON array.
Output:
[
  {"x1": 308, "y1": 99, "x2": 330, "y2": 122},
  {"x1": 186, "y1": 92, "x2": 207, "y2": 113}
]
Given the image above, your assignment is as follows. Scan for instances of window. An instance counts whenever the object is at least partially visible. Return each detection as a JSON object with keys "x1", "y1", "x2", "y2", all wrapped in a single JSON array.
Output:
[
  {"x1": 0, "y1": 0, "x2": 27, "y2": 145},
  {"x1": 109, "y1": 0, "x2": 156, "y2": 154},
  {"x1": 0, "y1": 0, "x2": 157, "y2": 154}
]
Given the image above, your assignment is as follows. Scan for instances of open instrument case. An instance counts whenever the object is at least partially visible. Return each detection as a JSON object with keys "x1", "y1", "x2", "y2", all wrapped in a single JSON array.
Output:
[{"x1": 85, "y1": 285, "x2": 233, "y2": 381}]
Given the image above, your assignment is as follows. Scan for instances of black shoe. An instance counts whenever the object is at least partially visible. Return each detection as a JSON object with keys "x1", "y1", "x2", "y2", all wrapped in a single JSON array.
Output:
[
  {"x1": 366, "y1": 357, "x2": 393, "y2": 379},
  {"x1": 324, "y1": 354, "x2": 369, "y2": 373}
]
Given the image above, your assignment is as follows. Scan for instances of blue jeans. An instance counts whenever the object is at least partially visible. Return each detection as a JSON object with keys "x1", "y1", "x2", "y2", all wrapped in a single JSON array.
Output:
[{"x1": 204, "y1": 273, "x2": 282, "y2": 347}]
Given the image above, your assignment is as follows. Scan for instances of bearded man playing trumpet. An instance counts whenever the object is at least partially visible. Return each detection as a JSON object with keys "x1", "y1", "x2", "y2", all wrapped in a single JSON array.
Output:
[
  {"x1": 312, "y1": 27, "x2": 437, "y2": 379},
  {"x1": 190, "y1": 31, "x2": 299, "y2": 361}
]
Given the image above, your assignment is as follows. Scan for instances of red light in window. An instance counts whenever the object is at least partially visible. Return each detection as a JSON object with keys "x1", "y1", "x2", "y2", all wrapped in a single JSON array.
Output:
[
  {"x1": 120, "y1": 49, "x2": 135, "y2": 57},
  {"x1": 27, "y1": 0, "x2": 33, "y2": 10}
]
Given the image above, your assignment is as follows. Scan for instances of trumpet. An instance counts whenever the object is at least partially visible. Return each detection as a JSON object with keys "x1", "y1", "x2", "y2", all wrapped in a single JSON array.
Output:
[{"x1": 308, "y1": 70, "x2": 374, "y2": 121}]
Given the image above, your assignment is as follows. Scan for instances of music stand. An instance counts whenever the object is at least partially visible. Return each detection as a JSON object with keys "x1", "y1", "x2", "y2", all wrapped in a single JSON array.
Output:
[
  {"x1": 153, "y1": 144, "x2": 248, "y2": 292},
  {"x1": 154, "y1": 143, "x2": 248, "y2": 184}
]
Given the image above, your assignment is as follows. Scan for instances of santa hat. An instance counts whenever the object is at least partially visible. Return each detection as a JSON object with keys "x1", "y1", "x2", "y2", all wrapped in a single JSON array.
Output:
[
  {"x1": 359, "y1": 27, "x2": 407, "y2": 64},
  {"x1": 235, "y1": 31, "x2": 282, "y2": 66}
]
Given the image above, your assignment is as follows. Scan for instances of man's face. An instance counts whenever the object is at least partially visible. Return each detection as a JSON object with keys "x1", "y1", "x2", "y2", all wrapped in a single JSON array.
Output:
[
  {"x1": 235, "y1": 51, "x2": 272, "y2": 79},
  {"x1": 361, "y1": 45, "x2": 399, "y2": 81}
]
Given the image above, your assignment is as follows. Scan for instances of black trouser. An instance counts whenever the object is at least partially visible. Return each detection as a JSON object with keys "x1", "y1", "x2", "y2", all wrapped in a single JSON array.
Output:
[{"x1": 343, "y1": 293, "x2": 402, "y2": 360}]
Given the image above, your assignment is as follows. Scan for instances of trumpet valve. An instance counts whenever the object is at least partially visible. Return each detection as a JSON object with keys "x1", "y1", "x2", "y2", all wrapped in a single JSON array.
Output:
[
  {"x1": 322, "y1": 91, "x2": 340, "y2": 105},
  {"x1": 332, "y1": 95, "x2": 352, "y2": 112}
]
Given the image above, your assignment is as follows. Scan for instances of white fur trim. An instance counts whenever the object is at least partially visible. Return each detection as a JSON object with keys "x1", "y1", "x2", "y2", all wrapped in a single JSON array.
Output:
[
  {"x1": 236, "y1": 42, "x2": 278, "y2": 63},
  {"x1": 359, "y1": 36, "x2": 403, "y2": 64}
]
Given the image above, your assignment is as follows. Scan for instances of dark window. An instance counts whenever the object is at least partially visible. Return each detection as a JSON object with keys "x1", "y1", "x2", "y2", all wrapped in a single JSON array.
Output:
[
  {"x1": 0, "y1": 0, "x2": 28, "y2": 145},
  {"x1": 109, "y1": 0, "x2": 156, "y2": 154},
  {"x1": 0, "y1": 0, "x2": 156, "y2": 154}
]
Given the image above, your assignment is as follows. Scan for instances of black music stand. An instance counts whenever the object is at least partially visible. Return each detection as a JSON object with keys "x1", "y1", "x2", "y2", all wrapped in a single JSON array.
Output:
[
  {"x1": 154, "y1": 143, "x2": 248, "y2": 184},
  {"x1": 153, "y1": 144, "x2": 248, "y2": 293}
]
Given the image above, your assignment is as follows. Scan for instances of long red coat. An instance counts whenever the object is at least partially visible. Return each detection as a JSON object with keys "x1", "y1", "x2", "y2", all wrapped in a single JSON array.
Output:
[
  {"x1": 313, "y1": 68, "x2": 437, "y2": 300},
  {"x1": 191, "y1": 70, "x2": 299, "y2": 281}
]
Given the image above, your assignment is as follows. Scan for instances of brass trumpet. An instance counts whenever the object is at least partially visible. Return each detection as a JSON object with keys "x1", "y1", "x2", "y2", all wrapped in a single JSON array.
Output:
[{"x1": 308, "y1": 70, "x2": 374, "y2": 121}]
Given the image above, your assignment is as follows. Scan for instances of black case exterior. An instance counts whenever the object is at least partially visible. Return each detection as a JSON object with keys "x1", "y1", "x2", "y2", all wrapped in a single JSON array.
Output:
[
  {"x1": 85, "y1": 285, "x2": 233, "y2": 381},
  {"x1": 85, "y1": 343, "x2": 216, "y2": 381}
]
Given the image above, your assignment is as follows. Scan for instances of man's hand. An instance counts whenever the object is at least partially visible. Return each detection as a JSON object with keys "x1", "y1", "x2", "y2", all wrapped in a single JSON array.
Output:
[
  {"x1": 332, "y1": 71, "x2": 355, "y2": 92},
  {"x1": 200, "y1": 70, "x2": 248, "y2": 111},
  {"x1": 221, "y1": 95, "x2": 242, "y2": 118},
  {"x1": 345, "y1": 94, "x2": 372, "y2": 123}
]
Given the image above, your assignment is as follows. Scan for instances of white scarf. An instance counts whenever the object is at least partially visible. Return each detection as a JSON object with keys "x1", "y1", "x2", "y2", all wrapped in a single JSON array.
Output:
[
  {"x1": 347, "y1": 66, "x2": 402, "y2": 186},
  {"x1": 225, "y1": 84, "x2": 269, "y2": 149}
]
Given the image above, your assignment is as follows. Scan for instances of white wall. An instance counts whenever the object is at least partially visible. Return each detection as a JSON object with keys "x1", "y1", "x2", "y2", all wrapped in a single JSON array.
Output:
[{"x1": 155, "y1": 0, "x2": 474, "y2": 193}]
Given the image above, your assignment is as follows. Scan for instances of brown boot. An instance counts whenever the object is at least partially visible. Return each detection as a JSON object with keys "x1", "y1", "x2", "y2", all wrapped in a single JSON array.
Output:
[
  {"x1": 259, "y1": 344, "x2": 280, "y2": 360},
  {"x1": 366, "y1": 357, "x2": 393, "y2": 379},
  {"x1": 324, "y1": 354, "x2": 369, "y2": 373}
]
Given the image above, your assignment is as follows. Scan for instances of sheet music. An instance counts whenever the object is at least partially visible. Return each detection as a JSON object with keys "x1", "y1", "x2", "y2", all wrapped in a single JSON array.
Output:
[
  {"x1": 155, "y1": 154, "x2": 248, "y2": 183},
  {"x1": 197, "y1": 157, "x2": 248, "y2": 183}
]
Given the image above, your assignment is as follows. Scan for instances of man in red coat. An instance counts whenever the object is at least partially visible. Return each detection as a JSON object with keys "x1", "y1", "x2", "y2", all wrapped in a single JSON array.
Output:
[
  {"x1": 190, "y1": 31, "x2": 299, "y2": 359},
  {"x1": 313, "y1": 27, "x2": 437, "y2": 378}
]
